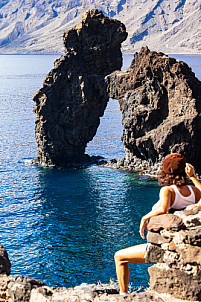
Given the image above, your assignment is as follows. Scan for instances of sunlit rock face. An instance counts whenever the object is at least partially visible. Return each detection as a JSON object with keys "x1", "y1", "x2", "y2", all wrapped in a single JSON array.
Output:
[
  {"x1": 32, "y1": 9, "x2": 127, "y2": 167},
  {"x1": 106, "y1": 47, "x2": 201, "y2": 174}
]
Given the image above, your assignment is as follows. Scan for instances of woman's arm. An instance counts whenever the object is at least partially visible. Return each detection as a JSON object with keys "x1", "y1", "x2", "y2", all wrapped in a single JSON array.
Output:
[
  {"x1": 185, "y1": 163, "x2": 201, "y2": 191},
  {"x1": 185, "y1": 163, "x2": 201, "y2": 210},
  {"x1": 139, "y1": 186, "x2": 172, "y2": 239}
]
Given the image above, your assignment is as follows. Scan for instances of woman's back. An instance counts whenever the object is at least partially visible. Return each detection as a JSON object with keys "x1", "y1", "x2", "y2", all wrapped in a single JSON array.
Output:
[{"x1": 169, "y1": 185, "x2": 195, "y2": 209}]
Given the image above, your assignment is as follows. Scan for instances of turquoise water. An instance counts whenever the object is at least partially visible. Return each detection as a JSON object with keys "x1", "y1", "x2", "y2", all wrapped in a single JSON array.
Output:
[{"x1": 0, "y1": 54, "x2": 200, "y2": 289}]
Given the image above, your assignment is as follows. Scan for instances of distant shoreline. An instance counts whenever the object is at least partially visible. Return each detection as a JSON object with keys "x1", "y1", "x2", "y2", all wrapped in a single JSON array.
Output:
[{"x1": 0, "y1": 52, "x2": 201, "y2": 56}]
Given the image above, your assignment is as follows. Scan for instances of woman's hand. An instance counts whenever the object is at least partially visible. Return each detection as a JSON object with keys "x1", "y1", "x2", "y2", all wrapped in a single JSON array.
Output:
[
  {"x1": 185, "y1": 163, "x2": 195, "y2": 178},
  {"x1": 139, "y1": 217, "x2": 148, "y2": 239}
]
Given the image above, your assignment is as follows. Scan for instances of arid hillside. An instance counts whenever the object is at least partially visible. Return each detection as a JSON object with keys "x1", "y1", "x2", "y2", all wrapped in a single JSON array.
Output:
[{"x1": 0, "y1": 0, "x2": 200, "y2": 54}]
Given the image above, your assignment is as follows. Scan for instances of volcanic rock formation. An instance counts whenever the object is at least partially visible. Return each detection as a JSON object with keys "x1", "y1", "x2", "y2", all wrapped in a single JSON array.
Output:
[
  {"x1": 32, "y1": 9, "x2": 127, "y2": 167},
  {"x1": 106, "y1": 47, "x2": 201, "y2": 175},
  {"x1": 33, "y1": 10, "x2": 201, "y2": 174}
]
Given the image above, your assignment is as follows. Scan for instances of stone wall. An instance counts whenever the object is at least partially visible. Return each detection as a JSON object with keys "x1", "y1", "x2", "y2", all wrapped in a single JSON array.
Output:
[{"x1": 146, "y1": 210, "x2": 201, "y2": 301}]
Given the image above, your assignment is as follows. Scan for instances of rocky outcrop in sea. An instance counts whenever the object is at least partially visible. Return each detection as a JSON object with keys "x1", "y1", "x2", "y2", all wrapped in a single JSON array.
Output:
[
  {"x1": 32, "y1": 10, "x2": 201, "y2": 176},
  {"x1": 106, "y1": 46, "x2": 201, "y2": 175},
  {"x1": 1, "y1": 210, "x2": 201, "y2": 301},
  {"x1": 32, "y1": 9, "x2": 127, "y2": 167}
]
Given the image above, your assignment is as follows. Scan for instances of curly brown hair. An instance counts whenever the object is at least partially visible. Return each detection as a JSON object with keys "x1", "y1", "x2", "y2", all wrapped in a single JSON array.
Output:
[{"x1": 157, "y1": 169, "x2": 189, "y2": 187}]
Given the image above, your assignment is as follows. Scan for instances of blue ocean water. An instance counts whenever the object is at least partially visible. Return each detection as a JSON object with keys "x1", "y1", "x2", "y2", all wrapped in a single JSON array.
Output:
[{"x1": 0, "y1": 54, "x2": 200, "y2": 289}]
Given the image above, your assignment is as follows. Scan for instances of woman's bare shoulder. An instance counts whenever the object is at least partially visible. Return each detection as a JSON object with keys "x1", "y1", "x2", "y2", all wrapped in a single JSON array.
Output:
[
  {"x1": 190, "y1": 185, "x2": 201, "y2": 201},
  {"x1": 160, "y1": 186, "x2": 174, "y2": 193},
  {"x1": 159, "y1": 186, "x2": 174, "y2": 198}
]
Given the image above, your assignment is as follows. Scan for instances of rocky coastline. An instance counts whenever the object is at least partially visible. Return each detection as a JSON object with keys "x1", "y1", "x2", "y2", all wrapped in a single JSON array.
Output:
[{"x1": 1, "y1": 209, "x2": 201, "y2": 301}]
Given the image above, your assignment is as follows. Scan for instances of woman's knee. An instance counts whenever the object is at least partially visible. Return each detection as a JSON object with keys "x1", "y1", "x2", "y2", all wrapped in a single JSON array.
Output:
[{"x1": 114, "y1": 250, "x2": 124, "y2": 264}]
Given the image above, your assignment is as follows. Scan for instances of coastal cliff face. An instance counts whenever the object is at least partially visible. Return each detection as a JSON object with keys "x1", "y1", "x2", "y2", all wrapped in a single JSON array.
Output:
[
  {"x1": 106, "y1": 47, "x2": 201, "y2": 174},
  {"x1": 32, "y1": 10, "x2": 127, "y2": 167}
]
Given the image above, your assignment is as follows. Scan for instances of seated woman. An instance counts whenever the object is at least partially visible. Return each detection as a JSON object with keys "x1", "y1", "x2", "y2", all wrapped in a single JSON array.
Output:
[{"x1": 114, "y1": 153, "x2": 201, "y2": 295}]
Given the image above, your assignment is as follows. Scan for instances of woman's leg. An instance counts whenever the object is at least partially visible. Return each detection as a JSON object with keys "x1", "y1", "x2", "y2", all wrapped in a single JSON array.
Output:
[{"x1": 114, "y1": 243, "x2": 147, "y2": 293}]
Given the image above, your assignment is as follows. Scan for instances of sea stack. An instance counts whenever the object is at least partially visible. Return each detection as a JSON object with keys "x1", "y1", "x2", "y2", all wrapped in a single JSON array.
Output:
[
  {"x1": 106, "y1": 47, "x2": 201, "y2": 174},
  {"x1": 32, "y1": 9, "x2": 127, "y2": 167}
]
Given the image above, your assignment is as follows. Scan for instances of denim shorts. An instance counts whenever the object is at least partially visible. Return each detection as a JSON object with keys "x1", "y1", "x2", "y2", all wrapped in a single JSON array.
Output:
[{"x1": 144, "y1": 242, "x2": 151, "y2": 258}]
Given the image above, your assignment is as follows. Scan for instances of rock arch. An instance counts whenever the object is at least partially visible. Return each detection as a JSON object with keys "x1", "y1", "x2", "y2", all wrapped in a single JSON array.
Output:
[{"x1": 32, "y1": 10, "x2": 201, "y2": 175}]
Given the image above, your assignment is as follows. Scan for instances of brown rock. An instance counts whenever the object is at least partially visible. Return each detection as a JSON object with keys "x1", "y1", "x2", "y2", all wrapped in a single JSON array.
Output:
[
  {"x1": 168, "y1": 241, "x2": 176, "y2": 251},
  {"x1": 145, "y1": 244, "x2": 165, "y2": 264},
  {"x1": 0, "y1": 275, "x2": 45, "y2": 302},
  {"x1": 147, "y1": 214, "x2": 185, "y2": 232},
  {"x1": 176, "y1": 244, "x2": 201, "y2": 265},
  {"x1": 106, "y1": 47, "x2": 201, "y2": 174},
  {"x1": 183, "y1": 226, "x2": 201, "y2": 246},
  {"x1": 147, "y1": 232, "x2": 171, "y2": 245},
  {"x1": 174, "y1": 210, "x2": 201, "y2": 228},
  {"x1": 32, "y1": 10, "x2": 127, "y2": 167},
  {"x1": 172, "y1": 227, "x2": 201, "y2": 247},
  {"x1": 149, "y1": 264, "x2": 201, "y2": 301}
]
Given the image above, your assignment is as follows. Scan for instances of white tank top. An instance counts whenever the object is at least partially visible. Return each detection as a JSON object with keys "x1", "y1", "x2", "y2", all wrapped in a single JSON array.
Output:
[
  {"x1": 152, "y1": 185, "x2": 195, "y2": 211},
  {"x1": 170, "y1": 185, "x2": 195, "y2": 209}
]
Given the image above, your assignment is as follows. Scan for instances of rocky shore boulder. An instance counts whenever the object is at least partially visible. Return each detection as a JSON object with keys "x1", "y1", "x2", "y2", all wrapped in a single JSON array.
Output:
[
  {"x1": 0, "y1": 244, "x2": 11, "y2": 276},
  {"x1": 32, "y1": 9, "x2": 127, "y2": 167},
  {"x1": 106, "y1": 46, "x2": 201, "y2": 175},
  {"x1": 0, "y1": 277, "x2": 173, "y2": 302},
  {"x1": 0, "y1": 275, "x2": 45, "y2": 302}
]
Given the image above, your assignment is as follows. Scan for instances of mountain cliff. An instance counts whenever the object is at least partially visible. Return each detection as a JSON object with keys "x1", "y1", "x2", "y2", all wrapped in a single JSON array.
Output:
[{"x1": 0, "y1": 0, "x2": 200, "y2": 54}]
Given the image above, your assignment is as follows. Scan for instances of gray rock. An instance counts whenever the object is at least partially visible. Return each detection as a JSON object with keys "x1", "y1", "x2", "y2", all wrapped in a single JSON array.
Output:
[
  {"x1": 147, "y1": 232, "x2": 171, "y2": 245},
  {"x1": 30, "y1": 283, "x2": 164, "y2": 302},
  {"x1": 0, "y1": 275, "x2": 45, "y2": 302},
  {"x1": 145, "y1": 244, "x2": 165, "y2": 264},
  {"x1": 149, "y1": 264, "x2": 201, "y2": 301}
]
